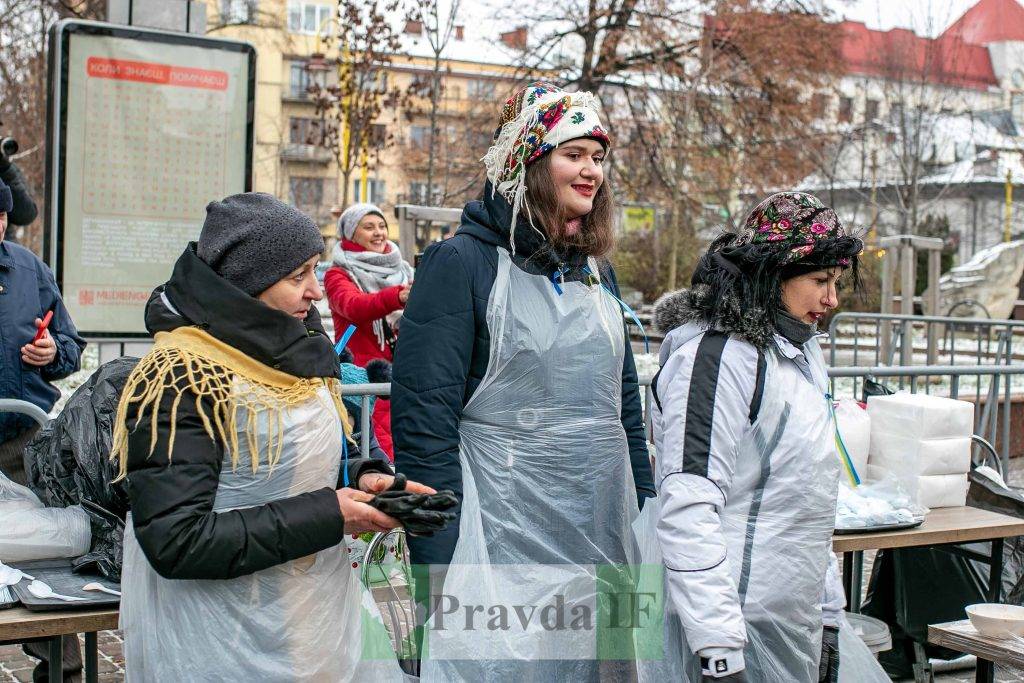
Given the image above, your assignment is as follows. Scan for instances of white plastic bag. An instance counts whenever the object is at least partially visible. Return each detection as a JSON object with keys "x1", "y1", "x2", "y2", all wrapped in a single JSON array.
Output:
[
  {"x1": 835, "y1": 473, "x2": 928, "y2": 530},
  {"x1": 838, "y1": 612, "x2": 889, "y2": 682},
  {"x1": 0, "y1": 473, "x2": 91, "y2": 562},
  {"x1": 834, "y1": 400, "x2": 870, "y2": 480}
]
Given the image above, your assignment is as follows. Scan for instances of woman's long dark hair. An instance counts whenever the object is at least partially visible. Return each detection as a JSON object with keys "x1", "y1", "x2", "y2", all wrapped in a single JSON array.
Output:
[{"x1": 523, "y1": 152, "x2": 615, "y2": 257}]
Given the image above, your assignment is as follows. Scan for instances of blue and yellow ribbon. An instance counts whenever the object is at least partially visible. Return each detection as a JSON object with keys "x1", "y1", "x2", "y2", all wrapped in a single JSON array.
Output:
[{"x1": 826, "y1": 394, "x2": 861, "y2": 487}]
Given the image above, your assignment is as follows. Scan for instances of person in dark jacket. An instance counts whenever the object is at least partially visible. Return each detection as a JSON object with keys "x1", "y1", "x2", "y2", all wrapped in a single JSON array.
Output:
[
  {"x1": 0, "y1": 173, "x2": 83, "y2": 683},
  {"x1": 0, "y1": 176, "x2": 85, "y2": 485},
  {"x1": 391, "y1": 82, "x2": 655, "y2": 679},
  {"x1": 0, "y1": 152, "x2": 38, "y2": 227},
  {"x1": 110, "y1": 193, "x2": 428, "y2": 680}
]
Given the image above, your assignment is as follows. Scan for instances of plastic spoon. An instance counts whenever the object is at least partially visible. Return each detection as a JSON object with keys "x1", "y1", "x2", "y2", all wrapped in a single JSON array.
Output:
[
  {"x1": 0, "y1": 563, "x2": 33, "y2": 587},
  {"x1": 27, "y1": 580, "x2": 87, "y2": 602},
  {"x1": 82, "y1": 582, "x2": 121, "y2": 597}
]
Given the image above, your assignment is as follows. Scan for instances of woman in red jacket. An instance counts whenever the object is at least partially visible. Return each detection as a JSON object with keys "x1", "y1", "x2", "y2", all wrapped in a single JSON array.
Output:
[{"x1": 324, "y1": 203, "x2": 414, "y2": 460}]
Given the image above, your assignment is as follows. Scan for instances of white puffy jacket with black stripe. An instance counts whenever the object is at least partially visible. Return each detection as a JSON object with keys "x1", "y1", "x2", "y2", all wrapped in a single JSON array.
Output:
[{"x1": 650, "y1": 317, "x2": 845, "y2": 680}]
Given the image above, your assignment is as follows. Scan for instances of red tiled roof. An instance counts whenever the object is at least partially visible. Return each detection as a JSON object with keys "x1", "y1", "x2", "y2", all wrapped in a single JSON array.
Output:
[
  {"x1": 839, "y1": 20, "x2": 998, "y2": 90},
  {"x1": 941, "y1": 0, "x2": 1024, "y2": 45}
]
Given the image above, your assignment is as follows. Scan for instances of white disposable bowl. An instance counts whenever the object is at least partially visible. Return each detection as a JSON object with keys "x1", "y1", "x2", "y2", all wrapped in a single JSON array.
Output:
[{"x1": 966, "y1": 603, "x2": 1024, "y2": 637}]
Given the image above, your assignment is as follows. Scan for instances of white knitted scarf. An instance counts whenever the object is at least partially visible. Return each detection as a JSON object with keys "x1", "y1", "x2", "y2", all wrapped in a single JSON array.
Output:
[{"x1": 331, "y1": 241, "x2": 414, "y2": 350}]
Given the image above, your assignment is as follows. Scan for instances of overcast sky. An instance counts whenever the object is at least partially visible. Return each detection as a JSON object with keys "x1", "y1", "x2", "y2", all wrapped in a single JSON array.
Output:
[{"x1": 826, "y1": 0, "x2": 983, "y2": 36}]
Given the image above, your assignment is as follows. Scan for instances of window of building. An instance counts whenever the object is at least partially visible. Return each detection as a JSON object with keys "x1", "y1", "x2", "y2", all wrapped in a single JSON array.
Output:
[
  {"x1": 221, "y1": 0, "x2": 257, "y2": 23},
  {"x1": 838, "y1": 96, "x2": 853, "y2": 123},
  {"x1": 289, "y1": 117, "x2": 323, "y2": 145},
  {"x1": 810, "y1": 93, "x2": 828, "y2": 119},
  {"x1": 409, "y1": 125, "x2": 431, "y2": 147},
  {"x1": 287, "y1": 2, "x2": 333, "y2": 35},
  {"x1": 864, "y1": 98, "x2": 880, "y2": 122},
  {"x1": 289, "y1": 176, "x2": 325, "y2": 209},
  {"x1": 409, "y1": 181, "x2": 439, "y2": 204},
  {"x1": 352, "y1": 178, "x2": 387, "y2": 204},
  {"x1": 358, "y1": 69, "x2": 387, "y2": 93},
  {"x1": 701, "y1": 118, "x2": 721, "y2": 144},
  {"x1": 466, "y1": 79, "x2": 496, "y2": 99},
  {"x1": 288, "y1": 61, "x2": 328, "y2": 98},
  {"x1": 410, "y1": 73, "x2": 430, "y2": 94}
]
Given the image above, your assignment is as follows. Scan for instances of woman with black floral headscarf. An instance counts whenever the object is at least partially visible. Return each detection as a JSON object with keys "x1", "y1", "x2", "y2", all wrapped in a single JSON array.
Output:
[{"x1": 642, "y1": 192, "x2": 885, "y2": 682}]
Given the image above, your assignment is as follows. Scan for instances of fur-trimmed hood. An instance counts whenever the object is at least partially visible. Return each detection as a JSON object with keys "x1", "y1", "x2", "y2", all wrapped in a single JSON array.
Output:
[{"x1": 653, "y1": 284, "x2": 778, "y2": 352}]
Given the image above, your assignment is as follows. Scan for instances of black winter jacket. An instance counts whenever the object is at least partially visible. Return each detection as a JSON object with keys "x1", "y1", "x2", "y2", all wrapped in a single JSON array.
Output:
[
  {"x1": 392, "y1": 187, "x2": 656, "y2": 567},
  {"x1": 125, "y1": 245, "x2": 392, "y2": 580},
  {"x1": 0, "y1": 157, "x2": 38, "y2": 226}
]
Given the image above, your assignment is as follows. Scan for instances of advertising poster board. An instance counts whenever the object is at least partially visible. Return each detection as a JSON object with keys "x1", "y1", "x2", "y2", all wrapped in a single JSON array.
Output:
[
  {"x1": 46, "y1": 20, "x2": 255, "y2": 336},
  {"x1": 622, "y1": 205, "x2": 656, "y2": 233}
]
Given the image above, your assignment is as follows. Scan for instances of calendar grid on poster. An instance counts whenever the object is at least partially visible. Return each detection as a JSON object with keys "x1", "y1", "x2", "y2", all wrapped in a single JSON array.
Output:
[{"x1": 81, "y1": 72, "x2": 231, "y2": 220}]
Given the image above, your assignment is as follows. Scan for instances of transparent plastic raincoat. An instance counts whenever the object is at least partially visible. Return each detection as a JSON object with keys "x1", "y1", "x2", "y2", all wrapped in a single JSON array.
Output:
[
  {"x1": 421, "y1": 249, "x2": 640, "y2": 680},
  {"x1": 120, "y1": 384, "x2": 404, "y2": 681},
  {"x1": 637, "y1": 323, "x2": 888, "y2": 681}
]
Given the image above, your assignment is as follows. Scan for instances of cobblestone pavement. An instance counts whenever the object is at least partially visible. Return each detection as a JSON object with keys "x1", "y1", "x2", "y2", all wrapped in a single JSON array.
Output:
[
  {"x1": 4, "y1": 460, "x2": 1024, "y2": 681},
  {"x1": 0, "y1": 631, "x2": 123, "y2": 682}
]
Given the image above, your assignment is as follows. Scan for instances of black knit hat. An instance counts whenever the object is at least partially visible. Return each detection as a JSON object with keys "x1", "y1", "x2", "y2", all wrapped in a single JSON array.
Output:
[
  {"x1": 0, "y1": 177, "x2": 12, "y2": 214},
  {"x1": 197, "y1": 193, "x2": 324, "y2": 296}
]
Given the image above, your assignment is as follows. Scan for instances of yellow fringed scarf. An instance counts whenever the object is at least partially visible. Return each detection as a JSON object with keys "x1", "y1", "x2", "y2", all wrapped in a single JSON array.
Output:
[{"x1": 111, "y1": 326, "x2": 351, "y2": 481}]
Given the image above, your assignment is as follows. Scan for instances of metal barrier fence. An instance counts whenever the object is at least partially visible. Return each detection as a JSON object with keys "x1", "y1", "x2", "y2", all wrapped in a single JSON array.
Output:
[
  {"x1": 828, "y1": 312, "x2": 1024, "y2": 369},
  {"x1": 348, "y1": 363, "x2": 1024, "y2": 477},
  {"x1": 340, "y1": 383, "x2": 391, "y2": 458}
]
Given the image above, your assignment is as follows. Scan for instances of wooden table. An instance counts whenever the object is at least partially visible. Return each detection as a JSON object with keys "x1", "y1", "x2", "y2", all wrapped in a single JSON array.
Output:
[
  {"x1": 833, "y1": 506, "x2": 1024, "y2": 554},
  {"x1": 929, "y1": 619, "x2": 1024, "y2": 682},
  {"x1": 834, "y1": 506, "x2": 1024, "y2": 683},
  {"x1": 0, "y1": 606, "x2": 119, "y2": 683}
]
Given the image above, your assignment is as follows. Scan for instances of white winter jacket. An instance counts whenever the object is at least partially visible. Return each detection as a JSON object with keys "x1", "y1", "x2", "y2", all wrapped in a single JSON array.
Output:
[{"x1": 651, "y1": 321, "x2": 845, "y2": 679}]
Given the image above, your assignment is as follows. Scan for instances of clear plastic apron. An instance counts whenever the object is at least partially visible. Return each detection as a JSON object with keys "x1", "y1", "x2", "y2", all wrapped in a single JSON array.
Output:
[
  {"x1": 636, "y1": 339, "x2": 885, "y2": 682},
  {"x1": 422, "y1": 249, "x2": 640, "y2": 681},
  {"x1": 120, "y1": 383, "x2": 405, "y2": 681}
]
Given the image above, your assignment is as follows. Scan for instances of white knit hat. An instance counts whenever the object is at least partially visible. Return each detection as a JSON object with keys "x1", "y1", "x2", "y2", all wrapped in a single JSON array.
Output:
[{"x1": 337, "y1": 203, "x2": 387, "y2": 240}]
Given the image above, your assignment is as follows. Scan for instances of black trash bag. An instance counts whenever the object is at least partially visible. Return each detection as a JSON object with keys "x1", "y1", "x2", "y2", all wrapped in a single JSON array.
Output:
[
  {"x1": 24, "y1": 357, "x2": 138, "y2": 581},
  {"x1": 967, "y1": 470, "x2": 1024, "y2": 603},
  {"x1": 862, "y1": 546, "x2": 987, "y2": 678},
  {"x1": 861, "y1": 376, "x2": 894, "y2": 402}
]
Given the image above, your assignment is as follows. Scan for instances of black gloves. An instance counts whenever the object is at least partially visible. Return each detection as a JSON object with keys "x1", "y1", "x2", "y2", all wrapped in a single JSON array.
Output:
[
  {"x1": 369, "y1": 474, "x2": 458, "y2": 536},
  {"x1": 818, "y1": 625, "x2": 840, "y2": 683}
]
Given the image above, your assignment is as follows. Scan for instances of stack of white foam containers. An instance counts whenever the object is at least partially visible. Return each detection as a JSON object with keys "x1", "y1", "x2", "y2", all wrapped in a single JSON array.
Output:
[{"x1": 865, "y1": 393, "x2": 975, "y2": 508}]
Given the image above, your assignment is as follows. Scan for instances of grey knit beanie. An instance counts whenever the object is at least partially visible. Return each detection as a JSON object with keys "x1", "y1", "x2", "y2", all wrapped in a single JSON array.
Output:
[
  {"x1": 197, "y1": 192, "x2": 324, "y2": 296},
  {"x1": 338, "y1": 202, "x2": 387, "y2": 240}
]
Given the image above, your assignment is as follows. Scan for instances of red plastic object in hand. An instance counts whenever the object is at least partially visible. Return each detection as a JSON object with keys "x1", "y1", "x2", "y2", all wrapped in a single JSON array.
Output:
[{"x1": 32, "y1": 310, "x2": 53, "y2": 343}]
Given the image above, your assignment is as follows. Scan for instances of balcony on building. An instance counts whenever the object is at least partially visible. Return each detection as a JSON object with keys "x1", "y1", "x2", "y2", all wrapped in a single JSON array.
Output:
[{"x1": 280, "y1": 143, "x2": 332, "y2": 163}]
